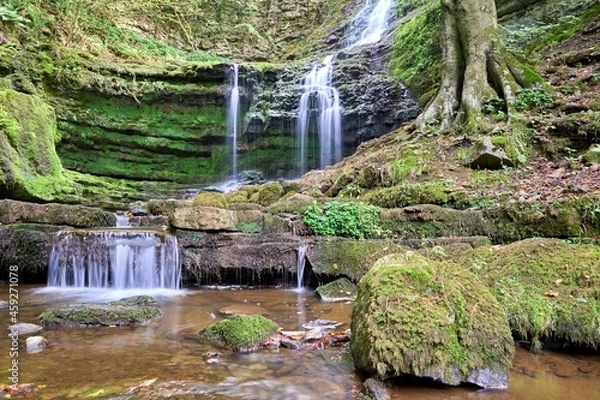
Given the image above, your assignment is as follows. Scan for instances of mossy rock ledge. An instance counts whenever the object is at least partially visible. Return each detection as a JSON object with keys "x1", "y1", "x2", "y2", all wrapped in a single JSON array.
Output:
[
  {"x1": 39, "y1": 295, "x2": 161, "y2": 327},
  {"x1": 200, "y1": 315, "x2": 279, "y2": 352},
  {"x1": 350, "y1": 252, "x2": 515, "y2": 389}
]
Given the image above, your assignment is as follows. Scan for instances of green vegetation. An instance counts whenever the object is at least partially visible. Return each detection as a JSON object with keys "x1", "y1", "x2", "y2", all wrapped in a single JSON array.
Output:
[
  {"x1": 200, "y1": 315, "x2": 279, "y2": 352},
  {"x1": 390, "y1": 1, "x2": 441, "y2": 103},
  {"x1": 351, "y1": 252, "x2": 514, "y2": 384},
  {"x1": 303, "y1": 201, "x2": 385, "y2": 239}
]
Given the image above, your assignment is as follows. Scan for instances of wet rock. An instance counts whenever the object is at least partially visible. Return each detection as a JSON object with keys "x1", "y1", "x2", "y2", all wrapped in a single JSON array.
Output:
[
  {"x1": 351, "y1": 252, "x2": 514, "y2": 389},
  {"x1": 316, "y1": 278, "x2": 358, "y2": 302},
  {"x1": 25, "y1": 336, "x2": 48, "y2": 353},
  {"x1": 304, "y1": 328, "x2": 326, "y2": 342},
  {"x1": 7, "y1": 323, "x2": 43, "y2": 336},
  {"x1": 218, "y1": 304, "x2": 267, "y2": 317},
  {"x1": 363, "y1": 378, "x2": 390, "y2": 400},
  {"x1": 301, "y1": 319, "x2": 343, "y2": 330},
  {"x1": 280, "y1": 337, "x2": 303, "y2": 349},
  {"x1": 469, "y1": 137, "x2": 513, "y2": 170},
  {"x1": 39, "y1": 295, "x2": 161, "y2": 327}
]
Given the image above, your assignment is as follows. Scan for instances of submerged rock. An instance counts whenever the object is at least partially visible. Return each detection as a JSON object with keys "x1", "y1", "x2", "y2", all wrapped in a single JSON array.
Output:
[
  {"x1": 350, "y1": 252, "x2": 514, "y2": 389},
  {"x1": 199, "y1": 315, "x2": 279, "y2": 352},
  {"x1": 316, "y1": 278, "x2": 358, "y2": 302},
  {"x1": 39, "y1": 295, "x2": 161, "y2": 327},
  {"x1": 25, "y1": 336, "x2": 48, "y2": 353}
]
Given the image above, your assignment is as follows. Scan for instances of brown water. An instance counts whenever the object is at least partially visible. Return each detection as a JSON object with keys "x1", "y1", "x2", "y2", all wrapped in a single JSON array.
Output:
[{"x1": 1, "y1": 285, "x2": 599, "y2": 399}]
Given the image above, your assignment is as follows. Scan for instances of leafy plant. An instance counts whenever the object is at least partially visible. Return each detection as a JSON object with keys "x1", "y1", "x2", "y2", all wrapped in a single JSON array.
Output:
[
  {"x1": 513, "y1": 87, "x2": 554, "y2": 111},
  {"x1": 302, "y1": 201, "x2": 384, "y2": 239}
]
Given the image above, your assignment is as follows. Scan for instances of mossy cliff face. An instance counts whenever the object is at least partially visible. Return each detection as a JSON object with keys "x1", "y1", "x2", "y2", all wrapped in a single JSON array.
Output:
[
  {"x1": 50, "y1": 62, "x2": 230, "y2": 183},
  {"x1": 0, "y1": 87, "x2": 71, "y2": 201},
  {"x1": 350, "y1": 252, "x2": 515, "y2": 389}
]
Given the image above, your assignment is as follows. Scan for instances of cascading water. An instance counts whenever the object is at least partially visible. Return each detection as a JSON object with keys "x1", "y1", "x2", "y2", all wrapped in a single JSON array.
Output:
[
  {"x1": 352, "y1": 0, "x2": 394, "y2": 47},
  {"x1": 297, "y1": 55, "x2": 343, "y2": 175},
  {"x1": 228, "y1": 63, "x2": 241, "y2": 179},
  {"x1": 296, "y1": 245, "x2": 307, "y2": 289},
  {"x1": 296, "y1": 1, "x2": 395, "y2": 175},
  {"x1": 47, "y1": 229, "x2": 181, "y2": 290}
]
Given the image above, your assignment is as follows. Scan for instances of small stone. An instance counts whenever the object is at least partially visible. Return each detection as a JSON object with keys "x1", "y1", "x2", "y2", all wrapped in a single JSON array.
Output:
[
  {"x1": 280, "y1": 337, "x2": 303, "y2": 349},
  {"x1": 25, "y1": 336, "x2": 48, "y2": 353},
  {"x1": 7, "y1": 323, "x2": 43, "y2": 336},
  {"x1": 304, "y1": 328, "x2": 325, "y2": 342}
]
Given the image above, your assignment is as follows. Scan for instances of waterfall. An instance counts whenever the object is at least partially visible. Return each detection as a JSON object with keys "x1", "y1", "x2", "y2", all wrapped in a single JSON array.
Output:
[
  {"x1": 351, "y1": 0, "x2": 394, "y2": 47},
  {"x1": 228, "y1": 64, "x2": 241, "y2": 179},
  {"x1": 115, "y1": 214, "x2": 131, "y2": 227},
  {"x1": 296, "y1": 245, "x2": 307, "y2": 289},
  {"x1": 47, "y1": 229, "x2": 181, "y2": 290},
  {"x1": 297, "y1": 55, "x2": 343, "y2": 175}
]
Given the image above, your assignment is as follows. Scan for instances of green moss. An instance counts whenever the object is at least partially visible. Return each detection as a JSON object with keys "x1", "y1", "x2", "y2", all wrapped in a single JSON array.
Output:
[
  {"x1": 390, "y1": 2, "x2": 441, "y2": 104},
  {"x1": 309, "y1": 238, "x2": 407, "y2": 281},
  {"x1": 475, "y1": 239, "x2": 600, "y2": 348},
  {"x1": 363, "y1": 181, "x2": 451, "y2": 208},
  {"x1": 200, "y1": 315, "x2": 278, "y2": 352},
  {"x1": 350, "y1": 252, "x2": 514, "y2": 383},
  {"x1": 249, "y1": 182, "x2": 284, "y2": 206},
  {"x1": 192, "y1": 192, "x2": 229, "y2": 208}
]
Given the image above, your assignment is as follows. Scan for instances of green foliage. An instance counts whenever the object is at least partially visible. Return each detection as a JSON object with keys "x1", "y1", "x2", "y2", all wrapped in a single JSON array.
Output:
[
  {"x1": 236, "y1": 221, "x2": 261, "y2": 233},
  {"x1": 513, "y1": 87, "x2": 554, "y2": 111},
  {"x1": 302, "y1": 201, "x2": 384, "y2": 239}
]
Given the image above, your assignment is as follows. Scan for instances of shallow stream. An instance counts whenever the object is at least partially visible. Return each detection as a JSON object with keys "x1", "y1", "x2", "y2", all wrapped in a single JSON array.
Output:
[{"x1": 1, "y1": 285, "x2": 599, "y2": 399}]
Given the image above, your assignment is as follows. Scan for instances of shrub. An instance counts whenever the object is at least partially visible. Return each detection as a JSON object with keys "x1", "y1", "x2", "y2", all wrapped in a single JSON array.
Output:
[{"x1": 302, "y1": 201, "x2": 384, "y2": 239}]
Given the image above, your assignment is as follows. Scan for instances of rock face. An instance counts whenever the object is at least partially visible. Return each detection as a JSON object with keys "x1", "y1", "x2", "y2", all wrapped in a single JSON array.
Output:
[
  {"x1": 171, "y1": 206, "x2": 237, "y2": 231},
  {"x1": 200, "y1": 315, "x2": 279, "y2": 352},
  {"x1": 0, "y1": 224, "x2": 63, "y2": 282},
  {"x1": 351, "y1": 252, "x2": 514, "y2": 389},
  {"x1": 39, "y1": 295, "x2": 162, "y2": 327},
  {"x1": 0, "y1": 199, "x2": 116, "y2": 227},
  {"x1": 177, "y1": 231, "x2": 304, "y2": 286}
]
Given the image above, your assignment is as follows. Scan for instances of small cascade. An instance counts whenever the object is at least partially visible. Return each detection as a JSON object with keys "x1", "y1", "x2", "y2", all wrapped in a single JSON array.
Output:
[
  {"x1": 296, "y1": 245, "x2": 307, "y2": 289},
  {"x1": 352, "y1": 0, "x2": 394, "y2": 47},
  {"x1": 297, "y1": 55, "x2": 343, "y2": 175},
  {"x1": 48, "y1": 229, "x2": 181, "y2": 290},
  {"x1": 115, "y1": 214, "x2": 131, "y2": 227},
  {"x1": 228, "y1": 63, "x2": 241, "y2": 179}
]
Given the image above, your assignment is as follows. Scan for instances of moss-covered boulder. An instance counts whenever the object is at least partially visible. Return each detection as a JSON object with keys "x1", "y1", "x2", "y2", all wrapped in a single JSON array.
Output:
[
  {"x1": 0, "y1": 199, "x2": 116, "y2": 227},
  {"x1": 351, "y1": 252, "x2": 514, "y2": 389},
  {"x1": 248, "y1": 182, "x2": 285, "y2": 206},
  {"x1": 315, "y1": 278, "x2": 358, "y2": 302},
  {"x1": 454, "y1": 238, "x2": 600, "y2": 349},
  {"x1": 308, "y1": 238, "x2": 407, "y2": 282},
  {"x1": 191, "y1": 192, "x2": 229, "y2": 208},
  {"x1": 200, "y1": 315, "x2": 279, "y2": 352},
  {"x1": 0, "y1": 88, "x2": 72, "y2": 201},
  {"x1": 39, "y1": 295, "x2": 161, "y2": 327}
]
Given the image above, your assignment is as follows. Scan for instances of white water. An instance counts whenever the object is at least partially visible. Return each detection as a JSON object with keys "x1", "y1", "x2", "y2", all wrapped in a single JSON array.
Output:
[
  {"x1": 296, "y1": 245, "x2": 307, "y2": 289},
  {"x1": 115, "y1": 214, "x2": 131, "y2": 227},
  {"x1": 352, "y1": 0, "x2": 394, "y2": 47},
  {"x1": 47, "y1": 230, "x2": 181, "y2": 290},
  {"x1": 297, "y1": 55, "x2": 343, "y2": 175},
  {"x1": 228, "y1": 63, "x2": 241, "y2": 179}
]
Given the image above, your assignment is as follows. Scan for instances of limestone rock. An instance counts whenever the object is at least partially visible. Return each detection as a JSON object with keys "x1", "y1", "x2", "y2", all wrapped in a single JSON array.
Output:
[
  {"x1": 170, "y1": 206, "x2": 237, "y2": 231},
  {"x1": 7, "y1": 323, "x2": 43, "y2": 336},
  {"x1": 469, "y1": 137, "x2": 513, "y2": 170},
  {"x1": 25, "y1": 336, "x2": 48, "y2": 353},
  {"x1": 350, "y1": 252, "x2": 514, "y2": 389},
  {"x1": 0, "y1": 200, "x2": 116, "y2": 227}
]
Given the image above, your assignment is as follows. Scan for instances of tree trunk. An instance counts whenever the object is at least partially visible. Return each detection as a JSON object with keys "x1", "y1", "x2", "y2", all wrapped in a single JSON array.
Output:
[{"x1": 416, "y1": 0, "x2": 534, "y2": 131}]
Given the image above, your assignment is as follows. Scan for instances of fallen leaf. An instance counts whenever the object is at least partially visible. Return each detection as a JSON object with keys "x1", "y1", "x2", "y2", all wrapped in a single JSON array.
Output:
[
  {"x1": 555, "y1": 279, "x2": 563, "y2": 287},
  {"x1": 544, "y1": 291, "x2": 559, "y2": 297}
]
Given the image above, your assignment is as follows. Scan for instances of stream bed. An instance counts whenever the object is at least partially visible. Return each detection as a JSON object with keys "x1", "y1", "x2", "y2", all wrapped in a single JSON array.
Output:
[{"x1": 1, "y1": 285, "x2": 599, "y2": 399}]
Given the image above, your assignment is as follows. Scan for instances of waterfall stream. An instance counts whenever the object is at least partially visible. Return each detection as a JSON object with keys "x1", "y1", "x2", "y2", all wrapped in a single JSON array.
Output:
[
  {"x1": 47, "y1": 229, "x2": 181, "y2": 290},
  {"x1": 228, "y1": 63, "x2": 241, "y2": 179},
  {"x1": 296, "y1": 245, "x2": 307, "y2": 289},
  {"x1": 296, "y1": 1, "x2": 395, "y2": 175}
]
